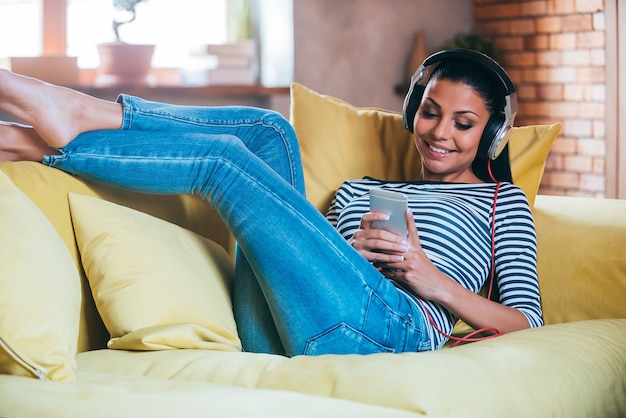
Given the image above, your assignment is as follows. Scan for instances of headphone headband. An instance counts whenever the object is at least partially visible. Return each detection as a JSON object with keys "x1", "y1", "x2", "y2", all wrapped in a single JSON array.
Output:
[{"x1": 402, "y1": 48, "x2": 518, "y2": 161}]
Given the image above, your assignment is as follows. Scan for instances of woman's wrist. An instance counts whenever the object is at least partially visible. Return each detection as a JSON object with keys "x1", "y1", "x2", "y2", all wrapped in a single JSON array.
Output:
[{"x1": 427, "y1": 274, "x2": 460, "y2": 306}]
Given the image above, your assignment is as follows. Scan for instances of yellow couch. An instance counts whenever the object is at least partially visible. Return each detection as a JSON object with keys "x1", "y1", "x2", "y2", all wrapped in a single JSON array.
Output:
[{"x1": 0, "y1": 84, "x2": 625, "y2": 418}]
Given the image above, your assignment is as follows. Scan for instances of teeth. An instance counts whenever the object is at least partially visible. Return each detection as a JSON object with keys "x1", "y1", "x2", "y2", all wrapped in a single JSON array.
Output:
[{"x1": 429, "y1": 144, "x2": 451, "y2": 154}]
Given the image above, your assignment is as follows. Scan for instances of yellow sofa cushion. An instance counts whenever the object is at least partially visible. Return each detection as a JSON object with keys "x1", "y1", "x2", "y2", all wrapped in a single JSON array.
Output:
[
  {"x1": 0, "y1": 171, "x2": 80, "y2": 381},
  {"x1": 0, "y1": 373, "x2": 419, "y2": 418},
  {"x1": 75, "y1": 319, "x2": 626, "y2": 418},
  {"x1": 533, "y1": 194, "x2": 626, "y2": 324},
  {"x1": 68, "y1": 193, "x2": 241, "y2": 352},
  {"x1": 289, "y1": 82, "x2": 560, "y2": 211}
]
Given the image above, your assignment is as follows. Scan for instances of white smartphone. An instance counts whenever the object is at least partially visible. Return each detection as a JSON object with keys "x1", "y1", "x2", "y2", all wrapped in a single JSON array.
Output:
[{"x1": 369, "y1": 189, "x2": 409, "y2": 237}]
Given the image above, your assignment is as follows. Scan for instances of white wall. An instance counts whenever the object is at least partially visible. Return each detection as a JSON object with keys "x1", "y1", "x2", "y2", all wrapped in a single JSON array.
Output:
[{"x1": 293, "y1": 0, "x2": 473, "y2": 112}]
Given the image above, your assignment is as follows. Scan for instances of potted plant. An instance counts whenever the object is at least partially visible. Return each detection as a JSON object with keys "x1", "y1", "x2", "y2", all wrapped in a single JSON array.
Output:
[
  {"x1": 111, "y1": 0, "x2": 145, "y2": 41},
  {"x1": 96, "y1": 0, "x2": 155, "y2": 86},
  {"x1": 395, "y1": 32, "x2": 498, "y2": 95},
  {"x1": 439, "y1": 33, "x2": 498, "y2": 61}
]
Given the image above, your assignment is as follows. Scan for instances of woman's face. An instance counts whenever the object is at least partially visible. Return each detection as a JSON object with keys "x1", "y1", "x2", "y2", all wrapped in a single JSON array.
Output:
[{"x1": 413, "y1": 78, "x2": 491, "y2": 183}]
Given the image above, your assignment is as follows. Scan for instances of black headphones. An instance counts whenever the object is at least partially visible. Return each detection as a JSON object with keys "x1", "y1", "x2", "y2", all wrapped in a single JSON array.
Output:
[{"x1": 402, "y1": 48, "x2": 518, "y2": 161}]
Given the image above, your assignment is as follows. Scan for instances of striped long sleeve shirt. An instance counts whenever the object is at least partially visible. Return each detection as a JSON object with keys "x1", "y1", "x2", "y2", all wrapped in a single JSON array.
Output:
[{"x1": 326, "y1": 177, "x2": 544, "y2": 350}]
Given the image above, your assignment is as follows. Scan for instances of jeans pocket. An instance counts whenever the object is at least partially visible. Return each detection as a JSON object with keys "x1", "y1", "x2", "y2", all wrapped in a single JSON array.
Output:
[
  {"x1": 365, "y1": 291, "x2": 427, "y2": 353},
  {"x1": 303, "y1": 323, "x2": 395, "y2": 356}
]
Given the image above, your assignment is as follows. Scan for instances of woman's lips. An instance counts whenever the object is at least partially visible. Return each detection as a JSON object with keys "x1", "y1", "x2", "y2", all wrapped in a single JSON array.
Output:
[{"x1": 426, "y1": 143, "x2": 454, "y2": 157}]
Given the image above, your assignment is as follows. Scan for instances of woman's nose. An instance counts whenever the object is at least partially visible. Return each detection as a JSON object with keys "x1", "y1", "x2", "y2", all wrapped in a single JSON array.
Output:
[{"x1": 432, "y1": 119, "x2": 452, "y2": 140}]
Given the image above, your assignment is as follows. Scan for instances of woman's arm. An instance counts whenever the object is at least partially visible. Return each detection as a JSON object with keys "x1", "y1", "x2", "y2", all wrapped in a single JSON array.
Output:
[
  {"x1": 393, "y1": 211, "x2": 531, "y2": 334},
  {"x1": 422, "y1": 269, "x2": 531, "y2": 334}
]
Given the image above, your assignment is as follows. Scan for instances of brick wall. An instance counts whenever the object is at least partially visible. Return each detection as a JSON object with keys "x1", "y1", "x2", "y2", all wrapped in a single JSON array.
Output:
[{"x1": 474, "y1": 0, "x2": 606, "y2": 197}]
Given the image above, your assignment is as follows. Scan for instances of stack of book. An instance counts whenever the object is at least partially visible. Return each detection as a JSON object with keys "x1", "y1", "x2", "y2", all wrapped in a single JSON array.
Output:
[{"x1": 205, "y1": 40, "x2": 257, "y2": 85}]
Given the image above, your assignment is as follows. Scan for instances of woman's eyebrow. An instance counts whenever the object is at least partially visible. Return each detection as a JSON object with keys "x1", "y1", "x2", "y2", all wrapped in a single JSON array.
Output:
[{"x1": 423, "y1": 97, "x2": 480, "y2": 117}]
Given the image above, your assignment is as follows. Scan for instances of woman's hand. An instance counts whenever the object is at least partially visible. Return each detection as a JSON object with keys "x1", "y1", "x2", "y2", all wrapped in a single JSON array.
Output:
[
  {"x1": 351, "y1": 210, "x2": 531, "y2": 335},
  {"x1": 350, "y1": 209, "x2": 445, "y2": 298},
  {"x1": 349, "y1": 210, "x2": 412, "y2": 265},
  {"x1": 366, "y1": 210, "x2": 449, "y2": 300}
]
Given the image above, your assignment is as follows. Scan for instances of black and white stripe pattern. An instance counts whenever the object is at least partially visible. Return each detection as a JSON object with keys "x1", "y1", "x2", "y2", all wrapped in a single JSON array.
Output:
[{"x1": 326, "y1": 177, "x2": 543, "y2": 350}]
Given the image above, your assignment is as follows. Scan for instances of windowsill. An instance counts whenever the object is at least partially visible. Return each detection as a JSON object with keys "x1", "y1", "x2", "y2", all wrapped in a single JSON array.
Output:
[
  {"x1": 72, "y1": 84, "x2": 290, "y2": 98},
  {"x1": 15, "y1": 67, "x2": 294, "y2": 116},
  {"x1": 69, "y1": 67, "x2": 291, "y2": 99},
  {"x1": 68, "y1": 84, "x2": 291, "y2": 115}
]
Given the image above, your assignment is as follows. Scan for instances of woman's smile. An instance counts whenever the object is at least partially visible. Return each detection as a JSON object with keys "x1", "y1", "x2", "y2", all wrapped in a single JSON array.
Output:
[{"x1": 425, "y1": 142, "x2": 455, "y2": 156}]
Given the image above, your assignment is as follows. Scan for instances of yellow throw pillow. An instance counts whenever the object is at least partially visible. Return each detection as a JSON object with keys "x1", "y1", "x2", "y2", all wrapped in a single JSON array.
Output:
[
  {"x1": 290, "y1": 82, "x2": 421, "y2": 212},
  {"x1": 507, "y1": 124, "x2": 561, "y2": 207},
  {"x1": 67, "y1": 193, "x2": 241, "y2": 352},
  {"x1": 0, "y1": 171, "x2": 80, "y2": 381},
  {"x1": 290, "y1": 82, "x2": 560, "y2": 210}
]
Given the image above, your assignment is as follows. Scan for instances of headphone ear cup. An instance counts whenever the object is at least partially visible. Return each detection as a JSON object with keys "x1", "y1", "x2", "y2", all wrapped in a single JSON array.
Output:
[
  {"x1": 402, "y1": 84, "x2": 425, "y2": 133},
  {"x1": 478, "y1": 114, "x2": 505, "y2": 158}
]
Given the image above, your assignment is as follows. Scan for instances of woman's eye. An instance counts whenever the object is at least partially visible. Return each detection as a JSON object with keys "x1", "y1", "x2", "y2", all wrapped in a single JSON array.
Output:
[
  {"x1": 455, "y1": 122, "x2": 473, "y2": 131},
  {"x1": 421, "y1": 109, "x2": 438, "y2": 119}
]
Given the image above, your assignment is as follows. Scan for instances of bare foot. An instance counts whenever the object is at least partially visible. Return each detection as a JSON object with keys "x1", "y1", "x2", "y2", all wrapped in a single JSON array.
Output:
[
  {"x1": 0, "y1": 121, "x2": 60, "y2": 162},
  {"x1": 0, "y1": 69, "x2": 123, "y2": 149}
]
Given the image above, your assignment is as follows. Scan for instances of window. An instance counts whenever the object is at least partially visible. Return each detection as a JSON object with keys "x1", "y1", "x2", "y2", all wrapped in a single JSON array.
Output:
[
  {"x1": 0, "y1": 0, "x2": 292, "y2": 86},
  {"x1": 0, "y1": 0, "x2": 42, "y2": 57},
  {"x1": 68, "y1": 0, "x2": 229, "y2": 68},
  {"x1": 0, "y1": 0, "x2": 228, "y2": 68}
]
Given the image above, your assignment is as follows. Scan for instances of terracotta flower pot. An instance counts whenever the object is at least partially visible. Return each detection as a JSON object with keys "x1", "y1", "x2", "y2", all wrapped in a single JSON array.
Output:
[{"x1": 96, "y1": 42, "x2": 155, "y2": 86}]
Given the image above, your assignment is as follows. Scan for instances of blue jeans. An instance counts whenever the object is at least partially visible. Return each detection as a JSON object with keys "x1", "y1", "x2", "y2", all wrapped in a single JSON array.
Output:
[{"x1": 43, "y1": 95, "x2": 431, "y2": 356}]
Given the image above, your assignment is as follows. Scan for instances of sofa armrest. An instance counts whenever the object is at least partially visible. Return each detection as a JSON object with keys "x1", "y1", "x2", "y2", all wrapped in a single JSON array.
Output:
[{"x1": 533, "y1": 194, "x2": 626, "y2": 324}]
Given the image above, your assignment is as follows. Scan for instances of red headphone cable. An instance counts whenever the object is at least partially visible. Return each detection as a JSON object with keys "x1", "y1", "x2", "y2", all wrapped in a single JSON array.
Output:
[{"x1": 417, "y1": 168, "x2": 503, "y2": 347}]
